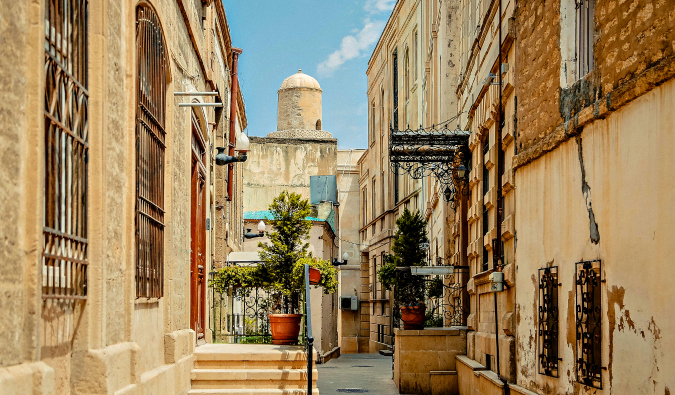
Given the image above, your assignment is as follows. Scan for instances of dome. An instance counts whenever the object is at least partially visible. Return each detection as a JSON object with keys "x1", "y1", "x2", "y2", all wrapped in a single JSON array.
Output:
[{"x1": 279, "y1": 69, "x2": 321, "y2": 91}]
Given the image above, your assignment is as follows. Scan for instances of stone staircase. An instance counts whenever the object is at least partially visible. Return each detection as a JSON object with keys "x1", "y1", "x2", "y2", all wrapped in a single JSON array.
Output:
[{"x1": 189, "y1": 343, "x2": 319, "y2": 395}]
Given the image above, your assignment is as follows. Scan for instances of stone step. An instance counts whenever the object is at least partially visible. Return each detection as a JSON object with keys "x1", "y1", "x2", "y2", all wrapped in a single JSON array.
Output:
[
  {"x1": 194, "y1": 360, "x2": 311, "y2": 370},
  {"x1": 188, "y1": 389, "x2": 319, "y2": 395},
  {"x1": 194, "y1": 344, "x2": 315, "y2": 363},
  {"x1": 191, "y1": 381, "x2": 314, "y2": 390},
  {"x1": 191, "y1": 368, "x2": 318, "y2": 382}
]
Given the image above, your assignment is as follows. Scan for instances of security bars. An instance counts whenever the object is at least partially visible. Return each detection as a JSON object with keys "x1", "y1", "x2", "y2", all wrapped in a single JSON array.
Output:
[
  {"x1": 575, "y1": 260, "x2": 602, "y2": 389},
  {"x1": 135, "y1": 5, "x2": 167, "y2": 298},
  {"x1": 538, "y1": 266, "x2": 559, "y2": 377},
  {"x1": 43, "y1": 0, "x2": 89, "y2": 299}
]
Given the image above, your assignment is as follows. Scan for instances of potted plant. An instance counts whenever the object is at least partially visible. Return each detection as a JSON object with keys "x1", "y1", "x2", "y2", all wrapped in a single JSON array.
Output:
[
  {"x1": 258, "y1": 191, "x2": 338, "y2": 344},
  {"x1": 378, "y1": 207, "x2": 428, "y2": 330}
]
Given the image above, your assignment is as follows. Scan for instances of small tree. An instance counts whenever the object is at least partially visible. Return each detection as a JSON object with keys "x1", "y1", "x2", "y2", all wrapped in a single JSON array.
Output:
[
  {"x1": 258, "y1": 191, "x2": 313, "y2": 313},
  {"x1": 378, "y1": 207, "x2": 428, "y2": 305}
]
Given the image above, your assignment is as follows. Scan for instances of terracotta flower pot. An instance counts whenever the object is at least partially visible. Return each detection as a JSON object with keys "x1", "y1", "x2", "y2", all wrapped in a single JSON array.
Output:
[
  {"x1": 308, "y1": 267, "x2": 321, "y2": 285},
  {"x1": 268, "y1": 314, "x2": 302, "y2": 345},
  {"x1": 400, "y1": 304, "x2": 426, "y2": 330}
]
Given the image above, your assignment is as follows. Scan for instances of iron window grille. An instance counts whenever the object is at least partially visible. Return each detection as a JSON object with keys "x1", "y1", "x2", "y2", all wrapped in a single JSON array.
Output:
[
  {"x1": 575, "y1": 260, "x2": 602, "y2": 389},
  {"x1": 575, "y1": 0, "x2": 595, "y2": 79},
  {"x1": 43, "y1": 0, "x2": 89, "y2": 300},
  {"x1": 539, "y1": 266, "x2": 559, "y2": 377},
  {"x1": 135, "y1": 5, "x2": 167, "y2": 298}
]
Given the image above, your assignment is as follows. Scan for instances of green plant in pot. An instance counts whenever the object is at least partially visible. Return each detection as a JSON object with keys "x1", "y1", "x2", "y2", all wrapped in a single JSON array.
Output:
[
  {"x1": 378, "y1": 207, "x2": 428, "y2": 330},
  {"x1": 258, "y1": 191, "x2": 337, "y2": 344}
]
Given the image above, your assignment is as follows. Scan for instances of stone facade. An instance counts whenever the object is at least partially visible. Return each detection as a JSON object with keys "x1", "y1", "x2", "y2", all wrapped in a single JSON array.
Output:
[
  {"x1": 0, "y1": 0, "x2": 246, "y2": 393},
  {"x1": 513, "y1": 0, "x2": 675, "y2": 394}
]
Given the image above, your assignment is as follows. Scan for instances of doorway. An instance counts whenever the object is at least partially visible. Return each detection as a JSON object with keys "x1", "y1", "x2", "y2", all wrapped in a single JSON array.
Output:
[{"x1": 190, "y1": 114, "x2": 207, "y2": 341}]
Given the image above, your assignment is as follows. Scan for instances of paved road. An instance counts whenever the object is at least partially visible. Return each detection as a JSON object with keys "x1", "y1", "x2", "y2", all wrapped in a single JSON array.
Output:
[{"x1": 317, "y1": 353, "x2": 406, "y2": 395}]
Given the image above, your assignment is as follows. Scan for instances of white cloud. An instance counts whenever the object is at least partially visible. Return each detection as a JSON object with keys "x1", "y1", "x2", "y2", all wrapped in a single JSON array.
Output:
[
  {"x1": 364, "y1": 0, "x2": 396, "y2": 14},
  {"x1": 317, "y1": 18, "x2": 385, "y2": 77}
]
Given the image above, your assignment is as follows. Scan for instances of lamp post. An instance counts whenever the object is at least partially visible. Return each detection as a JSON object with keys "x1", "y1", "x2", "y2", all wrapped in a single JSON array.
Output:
[
  {"x1": 215, "y1": 132, "x2": 250, "y2": 165},
  {"x1": 244, "y1": 220, "x2": 266, "y2": 239},
  {"x1": 332, "y1": 252, "x2": 350, "y2": 266}
]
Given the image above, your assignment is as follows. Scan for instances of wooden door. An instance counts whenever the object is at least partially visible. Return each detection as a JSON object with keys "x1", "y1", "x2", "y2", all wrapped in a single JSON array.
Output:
[{"x1": 190, "y1": 118, "x2": 207, "y2": 340}]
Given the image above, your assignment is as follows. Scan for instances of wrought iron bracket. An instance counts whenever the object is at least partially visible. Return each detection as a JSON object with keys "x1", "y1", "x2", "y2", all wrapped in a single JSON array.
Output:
[{"x1": 389, "y1": 125, "x2": 471, "y2": 208}]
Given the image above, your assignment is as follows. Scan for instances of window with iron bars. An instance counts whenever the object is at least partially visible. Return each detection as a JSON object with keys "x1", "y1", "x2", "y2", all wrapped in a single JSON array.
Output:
[
  {"x1": 43, "y1": 0, "x2": 89, "y2": 300},
  {"x1": 539, "y1": 266, "x2": 559, "y2": 377},
  {"x1": 135, "y1": 5, "x2": 167, "y2": 298},
  {"x1": 575, "y1": 260, "x2": 602, "y2": 389},
  {"x1": 575, "y1": 0, "x2": 595, "y2": 79}
]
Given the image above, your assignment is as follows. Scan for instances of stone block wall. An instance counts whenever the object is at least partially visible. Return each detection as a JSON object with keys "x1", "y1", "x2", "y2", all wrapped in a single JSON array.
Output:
[{"x1": 394, "y1": 328, "x2": 467, "y2": 395}]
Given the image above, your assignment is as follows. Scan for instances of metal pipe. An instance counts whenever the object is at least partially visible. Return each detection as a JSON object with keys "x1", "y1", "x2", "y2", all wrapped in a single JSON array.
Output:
[
  {"x1": 174, "y1": 92, "x2": 219, "y2": 96},
  {"x1": 304, "y1": 264, "x2": 314, "y2": 393},
  {"x1": 178, "y1": 103, "x2": 223, "y2": 107},
  {"x1": 227, "y1": 48, "x2": 242, "y2": 201}
]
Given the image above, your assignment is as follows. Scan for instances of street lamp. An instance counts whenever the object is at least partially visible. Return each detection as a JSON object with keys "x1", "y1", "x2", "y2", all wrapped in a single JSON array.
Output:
[
  {"x1": 332, "y1": 252, "x2": 350, "y2": 266},
  {"x1": 215, "y1": 132, "x2": 250, "y2": 165},
  {"x1": 244, "y1": 220, "x2": 266, "y2": 239}
]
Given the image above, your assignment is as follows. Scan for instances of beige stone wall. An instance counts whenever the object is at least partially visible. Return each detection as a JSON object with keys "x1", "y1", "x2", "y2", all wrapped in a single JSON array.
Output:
[
  {"x1": 394, "y1": 328, "x2": 467, "y2": 395},
  {"x1": 0, "y1": 0, "x2": 242, "y2": 393},
  {"x1": 336, "y1": 149, "x2": 366, "y2": 353},
  {"x1": 515, "y1": 78, "x2": 675, "y2": 395},
  {"x1": 242, "y1": 137, "x2": 338, "y2": 213},
  {"x1": 277, "y1": 88, "x2": 323, "y2": 132}
]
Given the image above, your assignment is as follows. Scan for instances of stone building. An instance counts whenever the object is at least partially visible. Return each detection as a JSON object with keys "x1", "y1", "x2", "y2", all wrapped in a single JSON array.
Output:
[
  {"x1": 238, "y1": 70, "x2": 367, "y2": 360},
  {"x1": 361, "y1": 0, "x2": 675, "y2": 394},
  {"x1": 0, "y1": 0, "x2": 246, "y2": 393},
  {"x1": 512, "y1": 0, "x2": 675, "y2": 394}
]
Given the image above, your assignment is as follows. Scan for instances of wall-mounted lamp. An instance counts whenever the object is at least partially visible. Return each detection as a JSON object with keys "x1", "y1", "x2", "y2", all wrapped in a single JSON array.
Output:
[
  {"x1": 215, "y1": 132, "x2": 250, "y2": 165},
  {"x1": 244, "y1": 220, "x2": 266, "y2": 239},
  {"x1": 332, "y1": 252, "x2": 350, "y2": 266}
]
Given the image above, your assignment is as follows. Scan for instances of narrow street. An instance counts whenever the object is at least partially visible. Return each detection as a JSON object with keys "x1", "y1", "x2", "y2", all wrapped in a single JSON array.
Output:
[{"x1": 317, "y1": 354, "x2": 402, "y2": 395}]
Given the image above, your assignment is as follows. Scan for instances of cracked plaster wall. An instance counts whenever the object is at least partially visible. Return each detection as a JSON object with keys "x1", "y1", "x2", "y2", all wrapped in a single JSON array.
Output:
[{"x1": 514, "y1": 78, "x2": 675, "y2": 395}]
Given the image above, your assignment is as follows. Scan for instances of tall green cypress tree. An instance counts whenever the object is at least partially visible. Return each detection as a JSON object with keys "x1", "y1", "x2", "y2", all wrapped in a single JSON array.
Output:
[{"x1": 258, "y1": 190, "x2": 312, "y2": 313}]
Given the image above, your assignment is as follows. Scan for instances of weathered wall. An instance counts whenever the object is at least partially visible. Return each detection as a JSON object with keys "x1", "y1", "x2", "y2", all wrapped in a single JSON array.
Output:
[
  {"x1": 336, "y1": 149, "x2": 366, "y2": 353},
  {"x1": 515, "y1": 0, "x2": 675, "y2": 166},
  {"x1": 515, "y1": 77, "x2": 675, "y2": 395},
  {"x1": 394, "y1": 328, "x2": 467, "y2": 395},
  {"x1": 243, "y1": 137, "x2": 338, "y2": 213},
  {"x1": 0, "y1": 0, "x2": 42, "y2": 371},
  {"x1": 277, "y1": 88, "x2": 323, "y2": 131},
  {"x1": 0, "y1": 0, "x2": 237, "y2": 392}
]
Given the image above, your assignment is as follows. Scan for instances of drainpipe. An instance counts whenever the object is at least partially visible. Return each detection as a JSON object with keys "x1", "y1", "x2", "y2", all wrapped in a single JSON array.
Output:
[
  {"x1": 227, "y1": 47, "x2": 242, "y2": 201},
  {"x1": 493, "y1": 0, "x2": 509, "y2": 393}
]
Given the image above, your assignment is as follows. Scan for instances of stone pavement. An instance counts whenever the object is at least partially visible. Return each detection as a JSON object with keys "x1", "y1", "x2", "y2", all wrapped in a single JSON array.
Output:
[{"x1": 317, "y1": 353, "x2": 407, "y2": 395}]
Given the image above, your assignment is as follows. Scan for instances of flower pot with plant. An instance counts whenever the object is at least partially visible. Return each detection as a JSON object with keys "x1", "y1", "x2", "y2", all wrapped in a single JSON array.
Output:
[
  {"x1": 256, "y1": 191, "x2": 338, "y2": 344},
  {"x1": 378, "y1": 207, "x2": 429, "y2": 330}
]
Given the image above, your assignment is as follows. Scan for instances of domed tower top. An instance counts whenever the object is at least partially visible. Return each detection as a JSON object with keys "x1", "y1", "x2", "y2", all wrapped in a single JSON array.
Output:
[
  {"x1": 279, "y1": 69, "x2": 322, "y2": 91},
  {"x1": 270, "y1": 69, "x2": 332, "y2": 139}
]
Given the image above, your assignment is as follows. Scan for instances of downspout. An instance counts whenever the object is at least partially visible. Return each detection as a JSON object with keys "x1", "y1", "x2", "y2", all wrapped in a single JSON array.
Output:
[
  {"x1": 493, "y1": 0, "x2": 509, "y2": 392},
  {"x1": 227, "y1": 47, "x2": 242, "y2": 201}
]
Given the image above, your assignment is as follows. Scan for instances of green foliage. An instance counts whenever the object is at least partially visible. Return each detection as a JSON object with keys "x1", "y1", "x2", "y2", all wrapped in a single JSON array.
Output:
[
  {"x1": 291, "y1": 256, "x2": 339, "y2": 295},
  {"x1": 211, "y1": 265, "x2": 263, "y2": 294},
  {"x1": 424, "y1": 310, "x2": 444, "y2": 328},
  {"x1": 391, "y1": 207, "x2": 428, "y2": 267},
  {"x1": 377, "y1": 254, "x2": 397, "y2": 291},
  {"x1": 376, "y1": 207, "x2": 428, "y2": 305},
  {"x1": 426, "y1": 277, "x2": 444, "y2": 299}
]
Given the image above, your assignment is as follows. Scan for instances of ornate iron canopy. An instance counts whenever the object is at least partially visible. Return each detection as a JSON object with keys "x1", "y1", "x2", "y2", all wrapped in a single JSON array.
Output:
[{"x1": 389, "y1": 124, "x2": 471, "y2": 207}]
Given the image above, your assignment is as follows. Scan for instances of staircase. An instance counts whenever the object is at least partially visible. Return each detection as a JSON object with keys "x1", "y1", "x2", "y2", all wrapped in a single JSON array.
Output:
[{"x1": 189, "y1": 343, "x2": 319, "y2": 395}]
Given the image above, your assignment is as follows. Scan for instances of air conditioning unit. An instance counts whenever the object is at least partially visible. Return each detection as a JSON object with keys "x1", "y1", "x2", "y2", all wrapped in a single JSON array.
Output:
[{"x1": 340, "y1": 296, "x2": 358, "y2": 311}]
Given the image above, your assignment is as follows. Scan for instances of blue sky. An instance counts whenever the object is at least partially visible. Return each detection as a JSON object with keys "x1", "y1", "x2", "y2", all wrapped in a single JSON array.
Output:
[{"x1": 223, "y1": 0, "x2": 396, "y2": 149}]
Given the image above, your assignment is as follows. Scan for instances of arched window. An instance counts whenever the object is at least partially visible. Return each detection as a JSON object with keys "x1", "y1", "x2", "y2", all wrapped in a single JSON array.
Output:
[
  {"x1": 316, "y1": 119, "x2": 322, "y2": 130},
  {"x1": 43, "y1": 0, "x2": 89, "y2": 299},
  {"x1": 135, "y1": 5, "x2": 168, "y2": 298}
]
